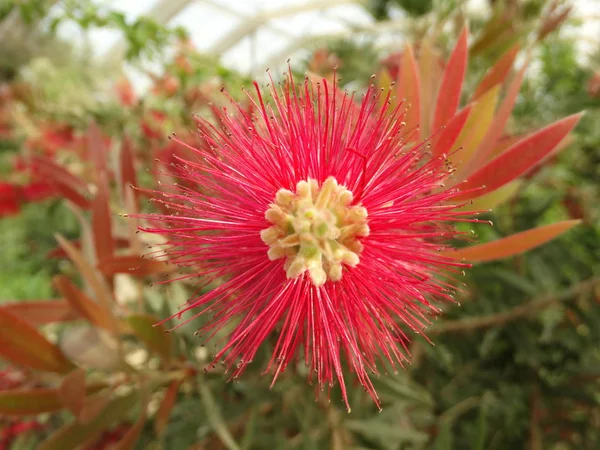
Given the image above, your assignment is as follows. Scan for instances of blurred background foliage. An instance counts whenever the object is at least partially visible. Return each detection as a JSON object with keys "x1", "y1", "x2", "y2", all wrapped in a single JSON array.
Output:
[{"x1": 0, "y1": 0, "x2": 599, "y2": 449}]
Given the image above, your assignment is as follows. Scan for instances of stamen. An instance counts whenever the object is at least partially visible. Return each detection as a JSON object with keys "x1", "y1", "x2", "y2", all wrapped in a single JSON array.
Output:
[{"x1": 261, "y1": 176, "x2": 369, "y2": 287}]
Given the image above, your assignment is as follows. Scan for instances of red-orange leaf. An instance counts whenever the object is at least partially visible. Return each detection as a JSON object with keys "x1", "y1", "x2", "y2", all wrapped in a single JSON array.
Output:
[
  {"x1": 154, "y1": 380, "x2": 181, "y2": 435},
  {"x1": 464, "y1": 63, "x2": 528, "y2": 174},
  {"x1": 442, "y1": 220, "x2": 581, "y2": 262},
  {"x1": 79, "y1": 391, "x2": 112, "y2": 424},
  {"x1": 92, "y1": 171, "x2": 114, "y2": 264},
  {"x1": 454, "y1": 113, "x2": 582, "y2": 201},
  {"x1": 396, "y1": 44, "x2": 421, "y2": 141},
  {"x1": 450, "y1": 86, "x2": 500, "y2": 178},
  {"x1": 0, "y1": 308, "x2": 73, "y2": 373},
  {"x1": 472, "y1": 43, "x2": 520, "y2": 100},
  {"x1": 59, "y1": 368, "x2": 87, "y2": 417},
  {"x1": 431, "y1": 105, "x2": 472, "y2": 160},
  {"x1": 48, "y1": 237, "x2": 130, "y2": 259},
  {"x1": 432, "y1": 26, "x2": 468, "y2": 133},
  {"x1": 97, "y1": 255, "x2": 174, "y2": 276},
  {"x1": 119, "y1": 137, "x2": 137, "y2": 201},
  {"x1": 53, "y1": 275, "x2": 116, "y2": 331},
  {"x1": 418, "y1": 39, "x2": 443, "y2": 138},
  {"x1": 87, "y1": 122, "x2": 108, "y2": 175},
  {"x1": 489, "y1": 133, "x2": 525, "y2": 158},
  {"x1": 1, "y1": 300, "x2": 80, "y2": 326},
  {"x1": 31, "y1": 155, "x2": 91, "y2": 209},
  {"x1": 55, "y1": 234, "x2": 115, "y2": 307}
]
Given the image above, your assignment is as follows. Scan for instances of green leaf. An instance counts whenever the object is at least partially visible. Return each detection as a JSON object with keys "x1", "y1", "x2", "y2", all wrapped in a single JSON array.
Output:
[
  {"x1": 474, "y1": 402, "x2": 488, "y2": 450},
  {"x1": 0, "y1": 389, "x2": 70, "y2": 416},
  {"x1": 433, "y1": 420, "x2": 453, "y2": 450},
  {"x1": 127, "y1": 314, "x2": 172, "y2": 362}
]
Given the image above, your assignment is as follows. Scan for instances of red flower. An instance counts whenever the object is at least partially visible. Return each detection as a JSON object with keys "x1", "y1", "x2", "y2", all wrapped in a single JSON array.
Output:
[
  {"x1": 84, "y1": 424, "x2": 130, "y2": 450},
  {"x1": 0, "y1": 182, "x2": 20, "y2": 217},
  {"x1": 0, "y1": 368, "x2": 43, "y2": 449},
  {"x1": 26, "y1": 123, "x2": 75, "y2": 156},
  {"x1": 141, "y1": 110, "x2": 167, "y2": 140},
  {"x1": 0, "y1": 367, "x2": 26, "y2": 390},
  {"x1": 0, "y1": 180, "x2": 56, "y2": 217},
  {"x1": 0, "y1": 420, "x2": 44, "y2": 449},
  {"x1": 152, "y1": 75, "x2": 180, "y2": 98},
  {"x1": 588, "y1": 70, "x2": 600, "y2": 98},
  {"x1": 22, "y1": 181, "x2": 56, "y2": 202},
  {"x1": 115, "y1": 76, "x2": 137, "y2": 107},
  {"x1": 139, "y1": 71, "x2": 476, "y2": 410}
]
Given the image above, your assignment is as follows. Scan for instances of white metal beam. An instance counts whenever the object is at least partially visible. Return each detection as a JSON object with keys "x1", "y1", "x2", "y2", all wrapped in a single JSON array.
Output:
[{"x1": 210, "y1": 0, "x2": 363, "y2": 55}]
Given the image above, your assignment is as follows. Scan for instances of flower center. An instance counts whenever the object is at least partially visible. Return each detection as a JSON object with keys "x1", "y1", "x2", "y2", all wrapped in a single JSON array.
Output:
[{"x1": 260, "y1": 176, "x2": 369, "y2": 287}]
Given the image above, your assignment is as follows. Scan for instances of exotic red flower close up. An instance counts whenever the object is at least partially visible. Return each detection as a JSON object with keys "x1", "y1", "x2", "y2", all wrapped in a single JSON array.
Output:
[{"x1": 139, "y1": 70, "x2": 478, "y2": 410}]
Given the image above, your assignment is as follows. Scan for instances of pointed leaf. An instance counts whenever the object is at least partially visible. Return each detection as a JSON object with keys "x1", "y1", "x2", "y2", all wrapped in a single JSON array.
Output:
[
  {"x1": 119, "y1": 137, "x2": 139, "y2": 212},
  {"x1": 154, "y1": 380, "x2": 181, "y2": 435},
  {"x1": 1, "y1": 300, "x2": 81, "y2": 326},
  {"x1": 92, "y1": 171, "x2": 114, "y2": 265},
  {"x1": 397, "y1": 44, "x2": 421, "y2": 141},
  {"x1": 31, "y1": 155, "x2": 91, "y2": 209},
  {"x1": 124, "y1": 188, "x2": 143, "y2": 255},
  {"x1": 119, "y1": 137, "x2": 137, "y2": 193},
  {"x1": 538, "y1": 6, "x2": 572, "y2": 41},
  {"x1": 431, "y1": 106, "x2": 472, "y2": 160},
  {"x1": 0, "y1": 308, "x2": 73, "y2": 373},
  {"x1": 472, "y1": 43, "x2": 520, "y2": 100},
  {"x1": 418, "y1": 39, "x2": 443, "y2": 138},
  {"x1": 55, "y1": 233, "x2": 115, "y2": 306},
  {"x1": 97, "y1": 255, "x2": 175, "y2": 276},
  {"x1": 489, "y1": 133, "x2": 525, "y2": 159},
  {"x1": 464, "y1": 63, "x2": 527, "y2": 174},
  {"x1": 127, "y1": 314, "x2": 172, "y2": 362},
  {"x1": 0, "y1": 383, "x2": 105, "y2": 416},
  {"x1": 58, "y1": 368, "x2": 86, "y2": 417},
  {"x1": 454, "y1": 113, "x2": 582, "y2": 201},
  {"x1": 87, "y1": 122, "x2": 108, "y2": 175},
  {"x1": 53, "y1": 275, "x2": 116, "y2": 331},
  {"x1": 432, "y1": 27, "x2": 468, "y2": 133},
  {"x1": 442, "y1": 220, "x2": 581, "y2": 262},
  {"x1": 79, "y1": 391, "x2": 112, "y2": 424},
  {"x1": 450, "y1": 86, "x2": 500, "y2": 174},
  {"x1": 470, "y1": 10, "x2": 514, "y2": 56},
  {"x1": 37, "y1": 391, "x2": 138, "y2": 450},
  {"x1": 48, "y1": 238, "x2": 130, "y2": 259}
]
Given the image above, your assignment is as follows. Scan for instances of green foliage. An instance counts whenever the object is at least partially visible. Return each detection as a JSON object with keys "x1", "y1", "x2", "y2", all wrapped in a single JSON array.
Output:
[
  {"x1": 367, "y1": 0, "x2": 434, "y2": 20},
  {"x1": 0, "y1": 0, "x2": 51, "y2": 23},
  {"x1": 50, "y1": 0, "x2": 188, "y2": 60},
  {"x1": 0, "y1": 201, "x2": 78, "y2": 300},
  {"x1": 0, "y1": 0, "x2": 186, "y2": 81}
]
